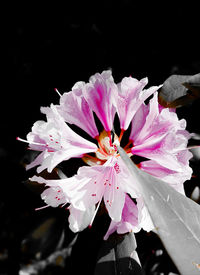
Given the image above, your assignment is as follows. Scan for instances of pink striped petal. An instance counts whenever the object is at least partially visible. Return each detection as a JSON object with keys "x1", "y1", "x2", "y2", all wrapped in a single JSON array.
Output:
[
  {"x1": 104, "y1": 195, "x2": 140, "y2": 240},
  {"x1": 26, "y1": 104, "x2": 97, "y2": 172},
  {"x1": 58, "y1": 82, "x2": 99, "y2": 138},
  {"x1": 117, "y1": 76, "x2": 148, "y2": 130},
  {"x1": 82, "y1": 70, "x2": 117, "y2": 131},
  {"x1": 68, "y1": 206, "x2": 95, "y2": 232}
]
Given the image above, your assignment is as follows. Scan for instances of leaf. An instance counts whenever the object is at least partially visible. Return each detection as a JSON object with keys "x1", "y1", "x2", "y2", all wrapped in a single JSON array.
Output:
[
  {"x1": 190, "y1": 147, "x2": 200, "y2": 161},
  {"x1": 191, "y1": 187, "x2": 200, "y2": 203},
  {"x1": 95, "y1": 232, "x2": 144, "y2": 275},
  {"x1": 118, "y1": 146, "x2": 200, "y2": 275},
  {"x1": 21, "y1": 216, "x2": 64, "y2": 261},
  {"x1": 158, "y1": 73, "x2": 200, "y2": 108},
  {"x1": 183, "y1": 73, "x2": 200, "y2": 96},
  {"x1": 19, "y1": 236, "x2": 78, "y2": 275}
]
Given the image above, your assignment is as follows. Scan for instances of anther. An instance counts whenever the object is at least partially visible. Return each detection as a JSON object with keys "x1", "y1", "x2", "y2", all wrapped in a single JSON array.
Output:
[{"x1": 54, "y1": 88, "x2": 62, "y2": 97}]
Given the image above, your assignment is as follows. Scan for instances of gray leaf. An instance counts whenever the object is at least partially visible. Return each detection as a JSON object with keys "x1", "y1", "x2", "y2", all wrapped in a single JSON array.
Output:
[
  {"x1": 118, "y1": 146, "x2": 200, "y2": 275},
  {"x1": 158, "y1": 73, "x2": 200, "y2": 108},
  {"x1": 95, "y1": 232, "x2": 144, "y2": 275}
]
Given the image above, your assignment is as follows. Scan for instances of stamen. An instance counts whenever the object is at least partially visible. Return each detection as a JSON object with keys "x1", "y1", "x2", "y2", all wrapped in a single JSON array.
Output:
[
  {"x1": 187, "y1": 145, "x2": 200, "y2": 150},
  {"x1": 16, "y1": 137, "x2": 46, "y2": 147},
  {"x1": 54, "y1": 88, "x2": 62, "y2": 97},
  {"x1": 89, "y1": 198, "x2": 102, "y2": 228},
  {"x1": 172, "y1": 145, "x2": 200, "y2": 153},
  {"x1": 60, "y1": 202, "x2": 68, "y2": 208},
  {"x1": 35, "y1": 205, "x2": 50, "y2": 211}
]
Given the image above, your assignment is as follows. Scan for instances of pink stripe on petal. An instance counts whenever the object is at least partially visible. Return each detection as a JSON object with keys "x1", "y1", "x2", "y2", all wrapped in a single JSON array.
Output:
[
  {"x1": 58, "y1": 82, "x2": 99, "y2": 138},
  {"x1": 104, "y1": 195, "x2": 140, "y2": 240},
  {"x1": 117, "y1": 76, "x2": 148, "y2": 130},
  {"x1": 82, "y1": 70, "x2": 117, "y2": 131},
  {"x1": 26, "y1": 104, "x2": 97, "y2": 172}
]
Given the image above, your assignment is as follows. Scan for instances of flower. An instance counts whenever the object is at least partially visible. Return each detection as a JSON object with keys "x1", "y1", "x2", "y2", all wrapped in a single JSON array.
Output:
[
  {"x1": 57, "y1": 81, "x2": 99, "y2": 138},
  {"x1": 20, "y1": 70, "x2": 192, "y2": 239},
  {"x1": 17, "y1": 104, "x2": 98, "y2": 173},
  {"x1": 82, "y1": 70, "x2": 118, "y2": 132}
]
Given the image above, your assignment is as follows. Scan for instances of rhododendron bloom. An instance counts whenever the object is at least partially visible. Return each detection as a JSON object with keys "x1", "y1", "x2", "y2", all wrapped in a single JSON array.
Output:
[
  {"x1": 18, "y1": 104, "x2": 98, "y2": 173},
  {"x1": 20, "y1": 70, "x2": 192, "y2": 240}
]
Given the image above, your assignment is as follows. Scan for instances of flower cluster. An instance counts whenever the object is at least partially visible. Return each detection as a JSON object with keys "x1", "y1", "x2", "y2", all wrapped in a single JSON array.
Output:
[{"x1": 19, "y1": 70, "x2": 192, "y2": 239}]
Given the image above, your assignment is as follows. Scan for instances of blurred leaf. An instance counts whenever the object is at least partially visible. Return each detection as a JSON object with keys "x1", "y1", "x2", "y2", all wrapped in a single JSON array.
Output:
[
  {"x1": 19, "y1": 236, "x2": 78, "y2": 275},
  {"x1": 191, "y1": 187, "x2": 200, "y2": 203},
  {"x1": 191, "y1": 133, "x2": 200, "y2": 140},
  {"x1": 118, "y1": 146, "x2": 200, "y2": 275},
  {"x1": 190, "y1": 147, "x2": 200, "y2": 161},
  {"x1": 95, "y1": 232, "x2": 144, "y2": 275},
  {"x1": 21, "y1": 216, "x2": 64, "y2": 261},
  {"x1": 158, "y1": 73, "x2": 200, "y2": 108},
  {"x1": 183, "y1": 73, "x2": 200, "y2": 96}
]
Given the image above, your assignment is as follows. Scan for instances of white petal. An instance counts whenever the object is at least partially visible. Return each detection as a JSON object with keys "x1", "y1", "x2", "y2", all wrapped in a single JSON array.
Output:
[
  {"x1": 103, "y1": 165, "x2": 126, "y2": 222},
  {"x1": 137, "y1": 197, "x2": 154, "y2": 232},
  {"x1": 68, "y1": 205, "x2": 95, "y2": 232}
]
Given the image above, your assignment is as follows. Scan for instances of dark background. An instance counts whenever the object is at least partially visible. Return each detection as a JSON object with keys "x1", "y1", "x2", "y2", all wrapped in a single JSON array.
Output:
[
  {"x1": 1, "y1": 2, "x2": 200, "y2": 274},
  {"x1": 3, "y1": 2, "x2": 200, "y2": 149}
]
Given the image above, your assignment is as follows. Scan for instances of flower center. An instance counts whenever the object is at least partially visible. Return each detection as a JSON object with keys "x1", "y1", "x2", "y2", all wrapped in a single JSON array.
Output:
[
  {"x1": 95, "y1": 130, "x2": 118, "y2": 160},
  {"x1": 82, "y1": 130, "x2": 133, "y2": 166}
]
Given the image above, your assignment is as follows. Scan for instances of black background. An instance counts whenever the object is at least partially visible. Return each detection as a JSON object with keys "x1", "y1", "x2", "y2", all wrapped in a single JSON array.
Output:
[
  {"x1": 3, "y1": 2, "x2": 200, "y2": 149},
  {"x1": 1, "y1": 2, "x2": 200, "y2": 274}
]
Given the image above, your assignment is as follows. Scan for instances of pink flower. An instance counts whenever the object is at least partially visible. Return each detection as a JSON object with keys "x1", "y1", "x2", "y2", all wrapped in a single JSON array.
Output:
[
  {"x1": 18, "y1": 104, "x2": 97, "y2": 173},
  {"x1": 104, "y1": 195, "x2": 140, "y2": 240},
  {"x1": 20, "y1": 70, "x2": 192, "y2": 239},
  {"x1": 116, "y1": 76, "x2": 160, "y2": 131},
  {"x1": 82, "y1": 70, "x2": 118, "y2": 133},
  {"x1": 130, "y1": 93, "x2": 192, "y2": 172},
  {"x1": 57, "y1": 81, "x2": 99, "y2": 138}
]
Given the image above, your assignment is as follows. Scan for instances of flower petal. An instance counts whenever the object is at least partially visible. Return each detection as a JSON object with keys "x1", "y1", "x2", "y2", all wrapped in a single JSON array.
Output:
[
  {"x1": 131, "y1": 134, "x2": 183, "y2": 172},
  {"x1": 104, "y1": 195, "x2": 140, "y2": 240},
  {"x1": 58, "y1": 82, "x2": 99, "y2": 138},
  {"x1": 130, "y1": 93, "x2": 191, "y2": 172},
  {"x1": 26, "y1": 151, "x2": 48, "y2": 171},
  {"x1": 29, "y1": 175, "x2": 74, "y2": 207},
  {"x1": 117, "y1": 76, "x2": 149, "y2": 130},
  {"x1": 139, "y1": 159, "x2": 192, "y2": 195},
  {"x1": 137, "y1": 197, "x2": 154, "y2": 232},
  {"x1": 68, "y1": 205, "x2": 95, "y2": 232},
  {"x1": 83, "y1": 70, "x2": 117, "y2": 131},
  {"x1": 129, "y1": 103, "x2": 148, "y2": 143},
  {"x1": 104, "y1": 176, "x2": 125, "y2": 222},
  {"x1": 26, "y1": 104, "x2": 97, "y2": 172}
]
